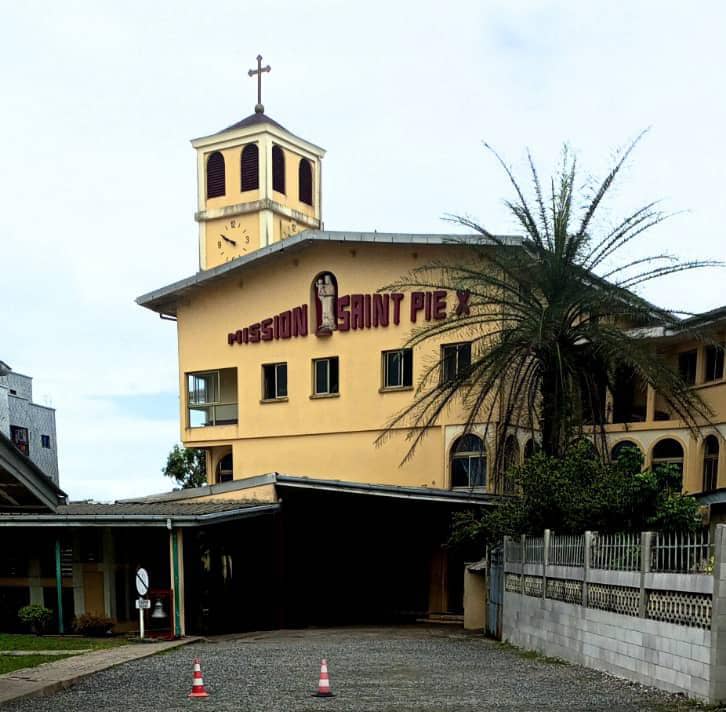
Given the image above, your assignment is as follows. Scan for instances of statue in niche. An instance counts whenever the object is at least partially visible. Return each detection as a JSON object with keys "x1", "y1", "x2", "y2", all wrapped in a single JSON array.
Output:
[{"x1": 315, "y1": 273, "x2": 337, "y2": 335}]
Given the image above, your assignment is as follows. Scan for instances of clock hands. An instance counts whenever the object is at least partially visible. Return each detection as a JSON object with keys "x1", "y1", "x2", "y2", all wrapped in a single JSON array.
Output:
[{"x1": 220, "y1": 234, "x2": 237, "y2": 246}]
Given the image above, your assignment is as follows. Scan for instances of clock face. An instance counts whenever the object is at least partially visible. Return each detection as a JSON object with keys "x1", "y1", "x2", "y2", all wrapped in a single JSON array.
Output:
[{"x1": 216, "y1": 219, "x2": 251, "y2": 261}]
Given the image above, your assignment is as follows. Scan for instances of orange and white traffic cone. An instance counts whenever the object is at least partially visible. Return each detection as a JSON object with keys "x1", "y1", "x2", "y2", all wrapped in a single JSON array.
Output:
[
  {"x1": 312, "y1": 658, "x2": 335, "y2": 698},
  {"x1": 188, "y1": 657, "x2": 209, "y2": 699}
]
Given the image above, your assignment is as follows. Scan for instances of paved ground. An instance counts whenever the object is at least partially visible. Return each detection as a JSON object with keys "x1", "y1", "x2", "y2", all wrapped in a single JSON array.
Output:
[{"x1": 0, "y1": 627, "x2": 709, "y2": 711}]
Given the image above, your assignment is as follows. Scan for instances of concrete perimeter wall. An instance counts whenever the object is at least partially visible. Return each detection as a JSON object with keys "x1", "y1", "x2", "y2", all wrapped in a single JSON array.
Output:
[{"x1": 504, "y1": 592, "x2": 711, "y2": 698}]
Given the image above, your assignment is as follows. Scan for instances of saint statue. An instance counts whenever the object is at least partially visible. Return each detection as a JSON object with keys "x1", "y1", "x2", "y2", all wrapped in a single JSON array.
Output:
[{"x1": 316, "y1": 274, "x2": 337, "y2": 333}]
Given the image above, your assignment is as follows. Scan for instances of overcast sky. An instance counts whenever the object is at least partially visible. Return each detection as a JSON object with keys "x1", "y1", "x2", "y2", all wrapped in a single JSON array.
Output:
[{"x1": 1, "y1": 1, "x2": 724, "y2": 500}]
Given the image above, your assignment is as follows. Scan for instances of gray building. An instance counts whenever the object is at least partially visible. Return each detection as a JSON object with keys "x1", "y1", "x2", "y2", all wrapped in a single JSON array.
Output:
[{"x1": 0, "y1": 361, "x2": 59, "y2": 484}]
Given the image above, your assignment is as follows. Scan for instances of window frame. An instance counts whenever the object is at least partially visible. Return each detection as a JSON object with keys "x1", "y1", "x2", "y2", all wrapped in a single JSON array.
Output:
[
  {"x1": 381, "y1": 348, "x2": 413, "y2": 391},
  {"x1": 705, "y1": 344, "x2": 725, "y2": 383},
  {"x1": 262, "y1": 362, "x2": 288, "y2": 402},
  {"x1": 703, "y1": 435, "x2": 720, "y2": 492},
  {"x1": 678, "y1": 349, "x2": 698, "y2": 386},
  {"x1": 312, "y1": 356, "x2": 339, "y2": 397},
  {"x1": 186, "y1": 369, "x2": 238, "y2": 427},
  {"x1": 441, "y1": 341, "x2": 472, "y2": 382},
  {"x1": 299, "y1": 158, "x2": 313, "y2": 205},
  {"x1": 450, "y1": 434, "x2": 487, "y2": 490},
  {"x1": 41, "y1": 434, "x2": 51, "y2": 449}
]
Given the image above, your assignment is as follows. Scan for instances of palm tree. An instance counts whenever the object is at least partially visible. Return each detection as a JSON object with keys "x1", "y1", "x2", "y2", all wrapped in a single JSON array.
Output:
[{"x1": 378, "y1": 134, "x2": 720, "y2": 477}]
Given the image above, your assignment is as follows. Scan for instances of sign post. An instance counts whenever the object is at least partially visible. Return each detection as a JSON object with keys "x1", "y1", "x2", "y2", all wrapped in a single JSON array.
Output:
[{"x1": 135, "y1": 568, "x2": 149, "y2": 640}]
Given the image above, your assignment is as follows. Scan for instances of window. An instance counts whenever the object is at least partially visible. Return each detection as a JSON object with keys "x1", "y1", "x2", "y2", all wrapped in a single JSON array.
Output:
[
  {"x1": 523, "y1": 439, "x2": 538, "y2": 461},
  {"x1": 611, "y1": 440, "x2": 640, "y2": 462},
  {"x1": 652, "y1": 438, "x2": 685, "y2": 479},
  {"x1": 441, "y1": 342, "x2": 472, "y2": 381},
  {"x1": 451, "y1": 434, "x2": 486, "y2": 489},
  {"x1": 241, "y1": 144, "x2": 259, "y2": 191},
  {"x1": 41, "y1": 435, "x2": 51, "y2": 449},
  {"x1": 272, "y1": 145, "x2": 285, "y2": 194},
  {"x1": 187, "y1": 369, "x2": 238, "y2": 427},
  {"x1": 9, "y1": 426, "x2": 29, "y2": 456},
  {"x1": 705, "y1": 345, "x2": 724, "y2": 382},
  {"x1": 382, "y1": 349, "x2": 413, "y2": 389},
  {"x1": 678, "y1": 349, "x2": 697, "y2": 386},
  {"x1": 216, "y1": 453, "x2": 233, "y2": 483},
  {"x1": 263, "y1": 363, "x2": 288, "y2": 401},
  {"x1": 206, "y1": 151, "x2": 225, "y2": 199},
  {"x1": 703, "y1": 435, "x2": 719, "y2": 492},
  {"x1": 313, "y1": 357, "x2": 339, "y2": 396},
  {"x1": 299, "y1": 158, "x2": 313, "y2": 205}
]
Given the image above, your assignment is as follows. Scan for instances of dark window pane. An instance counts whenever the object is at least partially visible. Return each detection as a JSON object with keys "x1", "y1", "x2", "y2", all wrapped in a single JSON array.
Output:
[
  {"x1": 315, "y1": 360, "x2": 328, "y2": 394},
  {"x1": 263, "y1": 365, "x2": 275, "y2": 400},
  {"x1": 469, "y1": 456, "x2": 486, "y2": 487},
  {"x1": 678, "y1": 350, "x2": 697, "y2": 385},
  {"x1": 442, "y1": 346, "x2": 456, "y2": 381},
  {"x1": 459, "y1": 343, "x2": 472, "y2": 371},
  {"x1": 451, "y1": 458, "x2": 470, "y2": 488},
  {"x1": 329, "y1": 358, "x2": 339, "y2": 394},
  {"x1": 276, "y1": 364, "x2": 287, "y2": 398},
  {"x1": 402, "y1": 349, "x2": 413, "y2": 387},
  {"x1": 706, "y1": 345, "x2": 724, "y2": 382},
  {"x1": 385, "y1": 352, "x2": 401, "y2": 387}
]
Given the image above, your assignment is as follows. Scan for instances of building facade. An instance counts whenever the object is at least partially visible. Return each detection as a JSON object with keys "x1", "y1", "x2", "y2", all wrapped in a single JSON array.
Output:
[{"x1": 0, "y1": 361, "x2": 59, "y2": 483}]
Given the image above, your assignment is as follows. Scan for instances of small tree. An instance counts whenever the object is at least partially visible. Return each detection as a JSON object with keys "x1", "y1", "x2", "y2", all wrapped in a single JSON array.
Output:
[
  {"x1": 449, "y1": 441, "x2": 703, "y2": 550},
  {"x1": 162, "y1": 445, "x2": 207, "y2": 489},
  {"x1": 18, "y1": 604, "x2": 53, "y2": 635}
]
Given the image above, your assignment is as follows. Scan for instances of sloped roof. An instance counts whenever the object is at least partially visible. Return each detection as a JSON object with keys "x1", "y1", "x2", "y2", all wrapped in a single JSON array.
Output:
[
  {"x1": 0, "y1": 431, "x2": 66, "y2": 511},
  {"x1": 136, "y1": 230, "x2": 521, "y2": 316}
]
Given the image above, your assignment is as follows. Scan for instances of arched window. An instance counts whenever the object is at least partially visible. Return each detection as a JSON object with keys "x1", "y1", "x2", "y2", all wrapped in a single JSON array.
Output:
[
  {"x1": 652, "y1": 438, "x2": 685, "y2": 476},
  {"x1": 501, "y1": 435, "x2": 519, "y2": 494},
  {"x1": 206, "y1": 151, "x2": 226, "y2": 199},
  {"x1": 272, "y1": 145, "x2": 285, "y2": 194},
  {"x1": 216, "y1": 453, "x2": 233, "y2": 483},
  {"x1": 299, "y1": 158, "x2": 313, "y2": 205},
  {"x1": 241, "y1": 144, "x2": 259, "y2": 191},
  {"x1": 451, "y1": 434, "x2": 486, "y2": 489},
  {"x1": 703, "y1": 435, "x2": 719, "y2": 492},
  {"x1": 611, "y1": 440, "x2": 641, "y2": 462}
]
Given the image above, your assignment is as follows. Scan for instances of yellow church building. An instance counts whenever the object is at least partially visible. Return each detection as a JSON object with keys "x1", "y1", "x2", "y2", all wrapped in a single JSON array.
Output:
[{"x1": 1, "y1": 66, "x2": 725, "y2": 638}]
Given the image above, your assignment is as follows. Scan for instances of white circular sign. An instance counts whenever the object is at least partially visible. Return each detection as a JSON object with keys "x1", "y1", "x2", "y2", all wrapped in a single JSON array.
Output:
[{"x1": 136, "y1": 568, "x2": 149, "y2": 596}]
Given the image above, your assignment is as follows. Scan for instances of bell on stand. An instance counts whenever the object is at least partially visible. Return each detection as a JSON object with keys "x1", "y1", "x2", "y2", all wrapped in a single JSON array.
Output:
[{"x1": 151, "y1": 597, "x2": 168, "y2": 619}]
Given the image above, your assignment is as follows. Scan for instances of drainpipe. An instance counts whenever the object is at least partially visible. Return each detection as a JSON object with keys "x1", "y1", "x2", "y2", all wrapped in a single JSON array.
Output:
[{"x1": 54, "y1": 538, "x2": 64, "y2": 634}]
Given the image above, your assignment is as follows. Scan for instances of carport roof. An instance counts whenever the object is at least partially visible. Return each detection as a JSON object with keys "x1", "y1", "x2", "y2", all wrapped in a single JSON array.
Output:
[{"x1": 0, "y1": 499, "x2": 279, "y2": 527}]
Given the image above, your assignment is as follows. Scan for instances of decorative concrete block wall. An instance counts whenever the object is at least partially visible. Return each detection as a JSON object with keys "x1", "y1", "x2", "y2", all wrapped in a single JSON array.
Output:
[{"x1": 501, "y1": 526, "x2": 726, "y2": 703}]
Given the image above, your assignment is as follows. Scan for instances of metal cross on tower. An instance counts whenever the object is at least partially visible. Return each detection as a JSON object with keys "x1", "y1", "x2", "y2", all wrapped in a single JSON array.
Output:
[{"x1": 248, "y1": 54, "x2": 271, "y2": 114}]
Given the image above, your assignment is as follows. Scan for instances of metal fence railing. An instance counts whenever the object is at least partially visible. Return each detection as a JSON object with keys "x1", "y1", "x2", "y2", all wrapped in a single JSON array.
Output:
[
  {"x1": 549, "y1": 534, "x2": 585, "y2": 567},
  {"x1": 591, "y1": 532, "x2": 641, "y2": 571},
  {"x1": 651, "y1": 529, "x2": 713, "y2": 574}
]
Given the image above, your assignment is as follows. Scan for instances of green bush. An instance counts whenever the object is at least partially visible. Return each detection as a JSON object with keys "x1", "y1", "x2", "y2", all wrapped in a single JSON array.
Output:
[
  {"x1": 72, "y1": 613, "x2": 114, "y2": 637},
  {"x1": 18, "y1": 604, "x2": 53, "y2": 635},
  {"x1": 450, "y1": 441, "x2": 703, "y2": 549}
]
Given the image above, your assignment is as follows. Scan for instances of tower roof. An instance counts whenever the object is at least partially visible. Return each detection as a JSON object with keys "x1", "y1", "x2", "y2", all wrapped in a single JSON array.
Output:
[{"x1": 219, "y1": 112, "x2": 290, "y2": 134}]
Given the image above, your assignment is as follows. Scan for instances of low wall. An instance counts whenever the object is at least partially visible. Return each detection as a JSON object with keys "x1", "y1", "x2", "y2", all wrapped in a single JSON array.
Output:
[
  {"x1": 504, "y1": 591, "x2": 711, "y2": 699},
  {"x1": 499, "y1": 526, "x2": 726, "y2": 703}
]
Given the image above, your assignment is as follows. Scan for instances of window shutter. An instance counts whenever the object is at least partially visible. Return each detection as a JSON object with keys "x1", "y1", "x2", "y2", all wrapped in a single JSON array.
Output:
[
  {"x1": 272, "y1": 145, "x2": 285, "y2": 194},
  {"x1": 299, "y1": 158, "x2": 313, "y2": 205},
  {"x1": 241, "y1": 144, "x2": 259, "y2": 191},
  {"x1": 206, "y1": 152, "x2": 226, "y2": 198}
]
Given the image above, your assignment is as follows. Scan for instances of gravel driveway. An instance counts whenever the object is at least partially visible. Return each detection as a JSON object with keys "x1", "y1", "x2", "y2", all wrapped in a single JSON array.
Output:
[{"x1": 3, "y1": 626, "x2": 703, "y2": 711}]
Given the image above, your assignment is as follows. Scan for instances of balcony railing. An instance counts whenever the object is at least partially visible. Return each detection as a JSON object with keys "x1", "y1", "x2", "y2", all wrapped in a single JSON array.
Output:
[{"x1": 188, "y1": 402, "x2": 238, "y2": 428}]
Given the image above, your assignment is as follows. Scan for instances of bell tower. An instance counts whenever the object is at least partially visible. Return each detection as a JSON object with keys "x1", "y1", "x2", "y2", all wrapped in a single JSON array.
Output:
[{"x1": 191, "y1": 55, "x2": 326, "y2": 270}]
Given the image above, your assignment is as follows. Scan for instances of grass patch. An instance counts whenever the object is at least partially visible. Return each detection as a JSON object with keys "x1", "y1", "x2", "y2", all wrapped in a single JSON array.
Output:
[
  {"x1": 0, "y1": 654, "x2": 73, "y2": 675},
  {"x1": 496, "y1": 640, "x2": 567, "y2": 665},
  {"x1": 0, "y1": 634, "x2": 127, "y2": 652}
]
